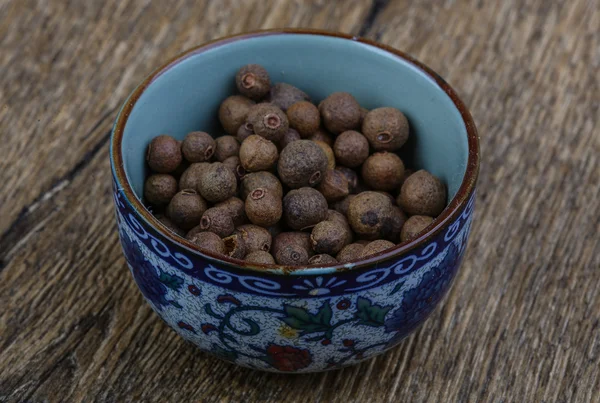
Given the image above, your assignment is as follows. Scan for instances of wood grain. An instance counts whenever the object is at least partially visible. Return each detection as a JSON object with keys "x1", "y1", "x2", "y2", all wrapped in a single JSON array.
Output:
[{"x1": 0, "y1": 0, "x2": 599, "y2": 402}]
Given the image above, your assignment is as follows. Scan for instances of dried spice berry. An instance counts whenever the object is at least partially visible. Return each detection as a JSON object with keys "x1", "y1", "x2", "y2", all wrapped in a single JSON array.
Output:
[
  {"x1": 235, "y1": 224, "x2": 272, "y2": 253},
  {"x1": 236, "y1": 122, "x2": 254, "y2": 142},
  {"x1": 240, "y1": 171, "x2": 283, "y2": 200},
  {"x1": 383, "y1": 206, "x2": 407, "y2": 243},
  {"x1": 214, "y1": 135, "x2": 240, "y2": 162},
  {"x1": 167, "y1": 189, "x2": 207, "y2": 230},
  {"x1": 359, "y1": 239, "x2": 396, "y2": 258},
  {"x1": 361, "y1": 152, "x2": 405, "y2": 192},
  {"x1": 335, "y1": 167, "x2": 359, "y2": 194},
  {"x1": 272, "y1": 232, "x2": 313, "y2": 258},
  {"x1": 398, "y1": 170, "x2": 447, "y2": 216},
  {"x1": 245, "y1": 188, "x2": 282, "y2": 227},
  {"x1": 219, "y1": 95, "x2": 255, "y2": 135},
  {"x1": 267, "y1": 83, "x2": 311, "y2": 111},
  {"x1": 319, "y1": 92, "x2": 361, "y2": 134},
  {"x1": 199, "y1": 207, "x2": 235, "y2": 238},
  {"x1": 246, "y1": 103, "x2": 289, "y2": 142},
  {"x1": 239, "y1": 135, "x2": 279, "y2": 172},
  {"x1": 222, "y1": 156, "x2": 241, "y2": 176},
  {"x1": 400, "y1": 215, "x2": 434, "y2": 242},
  {"x1": 186, "y1": 231, "x2": 226, "y2": 255},
  {"x1": 333, "y1": 130, "x2": 369, "y2": 168},
  {"x1": 156, "y1": 215, "x2": 185, "y2": 237},
  {"x1": 146, "y1": 135, "x2": 182, "y2": 173},
  {"x1": 278, "y1": 140, "x2": 328, "y2": 188},
  {"x1": 400, "y1": 168, "x2": 414, "y2": 187},
  {"x1": 223, "y1": 233, "x2": 246, "y2": 259},
  {"x1": 362, "y1": 107, "x2": 409, "y2": 151},
  {"x1": 316, "y1": 169, "x2": 349, "y2": 202},
  {"x1": 279, "y1": 128, "x2": 301, "y2": 150},
  {"x1": 275, "y1": 244, "x2": 309, "y2": 266},
  {"x1": 287, "y1": 101, "x2": 320, "y2": 137},
  {"x1": 310, "y1": 220, "x2": 349, "y2": 254},
  {"x1": 308, "y1": 254, "x2": 338, "y2": 265},
  {"x1": 181, "y1": 131, "x2": 215, "y2": 163},
  {"x1": 245, "y1": 250, "x2": 275, "y2": 264},
  {"x1": 235, "y1": 64, "x2": 271, "y2": 100},
  {"x1": 336, "y1": 243, "x2": 365, "y2": 263},
  {"x1": 347, "y1": 191, "x2": 393, "y2": 239},
  {"x1": 330, "y1": 194, "x2": 356, "y2": 216},
  {"x1": 283, "y1": 187, "x2": 328, "y2": 230},
  {"x1": 215, "y1": 197, "x2": 247, "y2": 226},
  {"x1": 179, "y1": 162, "x2": 209, "y2": 192},
  {"x1": 199, "y1": 162, "x2": 237, "y2": 203},
  {"x1": 313, "y1": 140, "x2": 335, "y2": 170},
  {"x1": 308, "y1": 128, "x2": 334, "y2": 146},
  {"x1": 144, "y1": 174, "x2": 178, "y2": 205},
  {"x1": 326, "y1": 209, "x2": 353, "y2": 245}
]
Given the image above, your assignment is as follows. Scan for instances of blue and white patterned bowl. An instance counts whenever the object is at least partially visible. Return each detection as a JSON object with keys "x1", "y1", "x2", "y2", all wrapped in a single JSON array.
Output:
[{"x1": 110, "y1": 29, "x2": 480, "y2": 373}]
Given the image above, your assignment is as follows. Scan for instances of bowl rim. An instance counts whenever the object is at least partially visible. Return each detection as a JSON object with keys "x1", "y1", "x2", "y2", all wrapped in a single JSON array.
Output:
[{"x1": 110, "y1": 28, "x2": 480, "y2": 276}]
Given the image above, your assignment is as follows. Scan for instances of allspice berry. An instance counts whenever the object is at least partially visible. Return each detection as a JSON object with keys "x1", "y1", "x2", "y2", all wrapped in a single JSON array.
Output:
[
  {"x1": 319, "y1": 92, "x2": 361, "y2": 134},
  {"x1": 400, "y1": 215, "x2": 434, "y2": 242},
  {"x1": 219, "y1": 95, "x2": 255, "y2": 135},
  {"x1": 398, "y1": 170, "x2": 447, "y2": 216},
  {"x1": 336, "y1": 243, "x2": 365, "y2": 263},
  {"x1": 279, "y1": 128, "x2": 301, "y2": 150},
  {"x1": 245, "y1": 188, "x2": 282, "y2": 227},
  {"x1": 316, "y1": 169, "x2": 349, "y2": 202},
  {"x1": 361, "y1": 152, "x2": 405, "y2": 191},
  {"x1": 362, "y1": 107, "x2": 409, "y2": 151},
  {"x1": 267, "y1": 83, "x2": 311, "y2": 112},
  {"x1": 272, "y1": 232, "x2": 313, "y2": 258},
  {"x1": 245, "y1": 250, "x2": 276, "y2": 265},
  {"x1": 331, "y1": 194, "x2": 356, "y2": 216},
  {"x1": 287, "y1": 101, "x2": 320, "y2": 137},
  {"x1": 200, "y1": 207, "x2": 235, "y2": 237},
  {"x1": 308, "y1": 254, "x2": 338, "y2": 265},
  {"x1": 310, "y1": 220, "x2": 349, "y2": 255},
  {"x1": 186, "y1": 231, "x2": 226, "y2": 255},
  {"x1": 199, "y1": 162, "x2": 237, "y2": 203},
  {"x1": 275, "y1": 244, "x2": 309, "y2": 266},
  {"x1": 239, "y1": 135, "x2": 279, "y2": 172},
  {"x1": 181, "y1": 131, "x2": 215, "y2": 163},
  {"x1": 179, "y1": 162, "x2": 209, "y2": 192},
  {"x1": 283, "y1": 187, "x2": 328, "y2": 230},
  {"x1": 167, "y1": 189, "x2": 207, "y2": 230},
  {"x1": 235, "y1": 64, "x2": 271, "y2": 100},
  {"x1": 333, "y1": 130, "x2": 369, "y2": 168},
  {"x1": 360, "y1": 239, "x2": 396, "y2": 258},
  {"x1": 215, "y1": 197, "x2": 247, "y2": 226},
  {"x1": 347, "y1": 191, "x2": 393, "y2": 239},
  {"x1": 278, "y1": 140, "x2": 328, "y2": 188},
  {"x1": 313, "y1": 140, "x2": 335, "y2": 169},
  {"x1": 246, "y1": 103, "x2": 289, "y2": 142},
  {"x1": 309, "y1": 128, "x2": 334, "y2": 147},
  {"x1": 400, "y1": 168, "x2": 414, "y2": 187},
  {"x1": 222, "y1": 156, "x2": 241, "y2": 177},
  {"x1": 236, "y1": 122, "x2": 254, "y2": 142},
  {"x1": 383, "y1": 206, "x2": 408, "y2": 243},
  {"x1": 335, "y1": 167, "x2": 359, "y2": 194},
  {"x1": 241, "y1": 171, "x2": 283, "y2": 200},
  {"x1": 214, "y1": 135, "x2": 240, "y2": 162},
  {"x1": 223, "y1": 233, "x2": 246, "y2": 259},
  {"x1": 144, "y1": 174, "x2": 178, "y2": 205},
  {"x1": 146, "y1": 135, "x2": 182, "y2": 173},
  {"x1": 235, "y1": 224, "x2": 272, "y2": 253},
  {"x1": 156, "y1": 215, "x2": 185, "y2": 237},
  {"x1": 326, "y1": 209, "x2": 353, "y2": 245}
]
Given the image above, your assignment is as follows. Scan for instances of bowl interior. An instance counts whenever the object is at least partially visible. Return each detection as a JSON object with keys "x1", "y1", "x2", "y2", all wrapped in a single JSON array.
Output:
[{"x1": 121, "y1": 33, "x2": 469, "y2": 212}]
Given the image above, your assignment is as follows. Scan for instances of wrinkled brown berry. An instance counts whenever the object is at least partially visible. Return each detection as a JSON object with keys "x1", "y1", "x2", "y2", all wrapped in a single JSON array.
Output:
[
  {"x1": 146, "y1": 135, "x2": 182, "y2": 173},
  {"x1": 361, "y1": 152, "x2": 405, "y2": 192},
  {"x1": 222, "y1": 156, "x2": 241, "y2": 177},
  {"x1": 199, "y1": 207, "x2": 235, "y2": 237},
  {"x1": 245, "y1": 188, "x2": 282, "y2": 227},
  {"x1": 272, "y1": 232, "x2": 313, "y2": 258},
  {"x1": 239, "y1": 135, "x2": 279, "y2": 172},
  {"x1": 347, "y1": 191, "x2": 393, "y2": 239},
  {"x1": 240, "y1": 171, "x2": 283, "y2": 200},
  {"x1": 235, "y1": 224, "x2": 272, "y2": 253},
  {"x1": 310, "y1": 220, "x2": 349, "y2": 254},
  {"x1": 360, "y1": 239, "x2": 396, "y2": 258},
  {"x1": 144, "y1": 174, "x2": 178, "y2": 205},
  {"x1": 245, "y1": 250, "x2": 275, "y2": 265},
  {"x1": 319, "y1": 92, "x2": 361, "y2": 134},
  {"x1": 309, "y1": 128, "x2": 334, "y2": 146},
  {"x1": 331, "y1": 194, "x2": 356, "y2": 216},
  {"x1": 336, "y1": 243, "x2": 365, "y2": 263},
  {"x1": 167, "y1": 189, "x2": 207, "y2": 230},
  {"x1": 279, "y1": 128, "x2": 301, "y2": 150},
  {"x1": 398, "y1": 170, "x2": 447, "y2": 216},
  {"x1": 316, "y1": 169, "x2": 349, "y2": 202},
  {"x1": 186, "y1": 231, "x2": 226, "y2": 255},
  {"x1": 275, "y1": 244, "x2": 309, "y2": 266},
  {"x1": 215, "y1": 197, "x2": 247, "y2": 226},
  {"x1": 236, "y1": 122, "x2": 254, "y2": 142},
  {"x1": 199, "y1": 162, "x2": 237, "y2": 203},
  {"x1": 156, "y1": 215, "x2": 185, "y2": 237},
  {"x1": 181, "y1": 131, "x2": 215, "y2": 163},
  {"x1": 283, "y1": 187, "x2": 328, "y2": 230},
  {"x1": 179, "y1": 163, "x2": 210, "y2": 192},
  {"x1": 235, "y1": 64, "x2": 271, "y2": 100},
  {"x1": 267, "y1": 83, "x2": 311, "y2": 112},
  {"x1": 313, "y1": 140, "x2": 335, "y2": 170},
  {"x1": 362, "y1": 107, "x2": 409, "y2": 151},
  {"x1": 334, "y1": 130, "x2": 369, "y2": 168},
  {"x1": 219, "y1": 95, "x2": 255, "y2": 135},
  {"x1": 335, "y1": 167, "x2": 359, "y2": 194},
  {"x1": 383, "y1": 206, "x2": 407, "y2": 243},
  {"x1": 308, "y1": 254, "x2": 338, "y2": 265},
  {"x1": 287, "y1": 101, "x2": 320, "y2": 137},
  {"x1": 223, "y1": 233, "x2": 246, "y2": 259},
  {"x1": 400, "y1": 215, "x2": 434, "y2": 242},
  {"x1": 278, "y1": 140, "x2": 328, "y2": 188},
  {"x1": 214, "y1": 135, "x2": 240, "y2": 162},
  {"x1": 326, "y1": 209, "x2": 353, "y2": 245},
  {"x1": 246, "y1": 104, "x2": 289, "y2": 142}
]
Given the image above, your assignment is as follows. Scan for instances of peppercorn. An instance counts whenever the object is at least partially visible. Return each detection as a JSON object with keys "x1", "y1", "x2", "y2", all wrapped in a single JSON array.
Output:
[
  {"x1": 181, "y1": 131, "x2": 215, "y2": 163},
  {"x1": 239, "y1": 135, "x2": 279, "y2": 172},
  {"x1": 235, "y1": 64, "x2": 271, "y2": 100},
  {"x1": 240, "y1": 171, "x2": 283, "y2": 200},
  {"x1": 186, "y1": 231, "x2": 226, "y2": 255},
  {"x1": 236, "y1": 122, "x2": 254, "y2": 142},
  {"x1": 319, "y1": 92, "x2": 361, "y2": 134},
  {"x1": 400, "y1": 215, "x2": 434, "y2": 242},
  {"x1": 167, "y1": 189, "x2": 207, "y2": 230},
  {"x1": 223, "y1": 233, "x2": 246, "y2": 259},
  {"x1": 313, "y1": 140, "x2": 335, "y2": 169},
  {"x1": 398, "y1": 170, "x2": 447, "y2": 216},
  {"x1": 235, "y1": 224, "x2": 272, "y2": 253},
  {"x1": 287, "y1": 101, "x2": 320, "y2": 137},
  {"x1": 278, "y1": 140, "x2": 328, "y2": 188},
  {"x1": 308, "y1": 128, "x2": 334, "y2": 146},
  {"x1": 279, "y1": 128, "x2": 301, "y2": 150},
  {"x1": 267, "y1": 83, "x2": 311, "y2": 111},
  {"x1": 330, "y1": 194, "x2": 356, "y2": 216},
  {"x1": 144, "y1": 174, "x2": 178, "y2": 205},
  {"x1": 362, "y1": 107, "x2": 409, "y2": 151},
  {"x1": 336, "y1": 243, "x2": 365, "y2": 263},
  {"x1": 146, "y1": 135, "x2": 182, "y2": 173},
  {"x1": 359, "y1": 239, "x2": 396, "y2": 258},
  {"x1": 361, "y1": 152, "x2": 405, "y2": 192},
  {"x1": 316, "y1": 169, "x2": 349, "y2": 202},
  {"x1": 215, "y1": 197, "x2": 247, "y2": 226},
  {"x1": 245, "y1": 250, "x2": 276, "y2": 264},
  {"x1": 333, "y1": 130, "x2": 369, "y2": 168},
  {"x1": 219, "y1": 95, "x2": 255, "y2": 135},
  {"x1": 245, "y1": 188, "x2": 282, "y2": 227},
  {"x1": 310, "y1": 220, "x2": 349, "y2": 255},
  {"x1": 199, "y1": 207, "x2": 235, "y2": 237},
  {"x1": 272, "y1": 232, "x2": 313, "y2": 258},
  {"x1": 308, "y1": 254, "x2": 338, "y2": 265},
  {"x1": 347, "y1": 191, "x2": 393, "y2": 239},
  {"x1": 283, "y1": 187, "x2": 328, "y2": 230},
  {"x1": 198, "y1": 162, "x2": 237, "y2": 203},
  {"x1": 179, "y1": 162, "x2": 210, "y2": 192},
  {"x1": 275, "y1": 244, "x2": 309, "y2": 266},
  {"x1": 214, "y1": 135, "x2": 240, "y2": 162},
  {"x1": 246, "y1": 103, "x2": 289, "y2": 142}
]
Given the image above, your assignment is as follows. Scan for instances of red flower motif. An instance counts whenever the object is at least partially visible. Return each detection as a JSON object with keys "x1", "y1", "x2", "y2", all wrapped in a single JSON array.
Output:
[
  {"x1": 342, "y1": 339, "x2": 354, "y2": 347},
  {"x1": 188, "y1": 284, "x2": 201, "y2": 295},
  {"x1": 266, "y1": 344, "x2": 312, "y2": 372},
  {"x1": 201, "y1": 323, "x2": 217, "y2": 334},
  {"x1": 217, "y1": 294, "x2": 241, "y2": 306},
  {"x1": 321, "y1": 339, "x2": 332, "y2": 346},
  {"x1": 178, "y1": 321, "x2": 195, "y2": 332},
  {"x1": 336, "y1": 299, "x2": 351, "y2": 310}
]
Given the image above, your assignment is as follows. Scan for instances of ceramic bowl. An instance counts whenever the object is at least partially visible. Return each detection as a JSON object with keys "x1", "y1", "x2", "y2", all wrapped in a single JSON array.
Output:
[{"x1": 110, "y1": 29, "x2": 479, "y2": 373}]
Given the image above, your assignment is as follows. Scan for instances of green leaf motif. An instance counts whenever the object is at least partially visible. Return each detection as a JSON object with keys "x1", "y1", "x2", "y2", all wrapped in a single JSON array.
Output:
[
  {"x1": 282, "y1": 302, "x2": 332, "y2": 335},
  {"x1": 354, "y1": 297, "x2": 392, "y2": 327},
  {"x1": 159, "y1": 272, "x2": 184, "y2": 291},
  {"x1": 389, "y1": 281, "x2": 405, "y2": 296}
]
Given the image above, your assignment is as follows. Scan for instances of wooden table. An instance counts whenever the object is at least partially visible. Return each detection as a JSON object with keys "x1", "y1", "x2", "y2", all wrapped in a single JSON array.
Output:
[{"x1": 1, "y1": 1, "x2": 598, "y2": 401}]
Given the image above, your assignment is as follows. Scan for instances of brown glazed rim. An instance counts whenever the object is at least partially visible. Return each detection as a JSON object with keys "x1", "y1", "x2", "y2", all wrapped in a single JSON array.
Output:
[{"x1": 111, "y1": 28, "x2": 480, "y2": 276}]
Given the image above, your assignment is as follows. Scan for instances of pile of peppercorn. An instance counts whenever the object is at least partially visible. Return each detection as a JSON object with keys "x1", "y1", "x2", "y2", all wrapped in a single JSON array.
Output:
[{"x1": 143, "y1": 64, "x2": 447, "y2": 266}]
